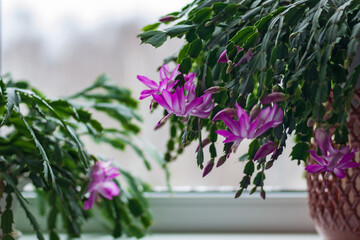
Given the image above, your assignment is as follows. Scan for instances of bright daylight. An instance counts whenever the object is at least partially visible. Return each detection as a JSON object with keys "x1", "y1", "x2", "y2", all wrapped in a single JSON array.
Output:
[{"x1": 1, "y1": 1, "x2": 360, "y2": 240}]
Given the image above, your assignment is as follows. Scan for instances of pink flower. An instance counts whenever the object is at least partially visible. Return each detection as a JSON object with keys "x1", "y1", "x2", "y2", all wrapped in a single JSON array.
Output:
[
  {"x1": 84, "y1": 160, "x2": 121, "y2": 210},
  {"x1": 152, "y1": 86, "x2": 214, "y2": 127},
  {"x1": 305, "y1": 129, "x2": 359, "y2": 178},
  {"x1": 137, "y1": 64, "x2": 180, "y2": 100},
  {"x1": 217, "y1": 47, "x2": 253, "y2": 67},
  {"x1": 213, "y1": 103, "x2": 283, "y2": 154}
]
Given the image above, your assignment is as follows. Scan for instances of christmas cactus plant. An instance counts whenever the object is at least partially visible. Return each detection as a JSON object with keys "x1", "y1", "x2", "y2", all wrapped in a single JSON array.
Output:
[
  {"x1": 138, "y1": 0, "x2": 360, "y2": 198},
  {"x1": 0, "y1": 74, "x2": 161, "y2": 239}
]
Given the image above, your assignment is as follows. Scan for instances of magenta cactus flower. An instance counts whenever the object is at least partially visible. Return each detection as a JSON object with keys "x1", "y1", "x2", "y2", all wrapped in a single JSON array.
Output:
[
  {"x1": 305, "y1": 129, "x2": 359, "y2": 178},
  {"x1": 213, "y1": 103, "x2": 283, "y2": 155},
  {"x1": 152, "y1": 86, "x2": 214, "y2": 127},
  {"x1": 84, "y1": 160, "x2": 121, "y2": 210},
  {"x1": 137, "y1": 64, "x2": 180, "y2": 100}
]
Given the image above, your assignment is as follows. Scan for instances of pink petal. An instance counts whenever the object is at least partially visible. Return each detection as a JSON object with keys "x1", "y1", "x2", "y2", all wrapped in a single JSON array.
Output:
[
  {"x1": 305, "y1": 164, "x2": 326, "y2": 173},
  {"x1": 139, "y1": 89, "x2": 158, "y2": 100},
  {"x1": 338, "y1": 161, "x2": 360, "y2": 169},
  {"x1": 223, "y1": 135, "x2": 243, "y2": 144},
  {"x1": 218, "y1": 50, "x2": 228, "y2": 63},
  {"x1": 185, "y1": 97, "x2": 203, "y2": 115},
  {"x1": 169, "y1": 64, "x2": 180, "y2": 81},
  {"x1": 172, "y1": 88, "x2": 184, "y2": 114},
  {"x1": 212, "y1": 108, "x2": 236, "y2": 121},
  {"x1": 159, "y1": 64, "x2": 171, "y2": 80},
  {"x1": 253, "y1": 121, "x2": 274, "y2": 138},
  {"x1": 152, "y1": 94, "x2": 172, "y2": 113},
  {"x1": 238, "y1": 115, "x2": 249, "y2": 138},
  {"x1": 308, "y1": 150, "x2": 327, "y2": 166},
  {"x1": 247, "y1": 118, "x2": 259, "y2": 139},
  {"x1": 222, "y1": 115, "x2": 241, "y2": 136},
  {"x1": 257, "y1": 106, "x2": 271, "y2": 124},
  {"x1": 137, "y1": 75, "x2": 158, "y2": 89},
  {"x1": 216, "y1": 129, "x2": 236, "y2": 138},
  {"x1": 333, "y1": 168, "x2": 346, "y2": 178},
  {"x1": 273, "y1": 106, "x2": 284, "y2": 126},
  {"x1": 84, "y1": 192, "x2": 96, "y2": 210},
  {"x1": 253, "y1": 141, "x2": 277, "y2": 161},
  {"x1": 161, "y1": 90, "x2": 174, "y2": 109},
  {"x1": 235, "y1": 103, "x2": 250, "y2": 123},
  {"x1": 106, "y1": 167, "x2": 121, "y2": 180},
  {"x1": 98, "y1": 181, "x2": 120, "y2": 200},
  {"x1": 314, "y1": 128, "x2": 330, "y2": 155}
]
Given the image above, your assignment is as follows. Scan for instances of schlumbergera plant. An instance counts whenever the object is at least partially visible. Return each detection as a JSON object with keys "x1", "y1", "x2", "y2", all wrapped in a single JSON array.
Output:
[
  {"x1": 138, "y1": 0, "x2": 360, "y2": 198},
  {"x1": 0, "y1": 74, "x2": 162, "y2": 239}
]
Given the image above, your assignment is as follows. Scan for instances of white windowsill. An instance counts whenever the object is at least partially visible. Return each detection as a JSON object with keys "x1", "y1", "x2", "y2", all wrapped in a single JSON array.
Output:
[
  {"x1": 19, "y1": 233, "x2": 321, "y2": 240},
  {"x1": 15, "y1": 191, "x2": 315, "y2": 234}
]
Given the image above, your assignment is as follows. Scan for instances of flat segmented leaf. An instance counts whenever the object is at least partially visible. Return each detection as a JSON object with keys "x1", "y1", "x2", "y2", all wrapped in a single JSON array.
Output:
[{"x1": 16, "y1": 108, "x2": 55, "y2": 183}]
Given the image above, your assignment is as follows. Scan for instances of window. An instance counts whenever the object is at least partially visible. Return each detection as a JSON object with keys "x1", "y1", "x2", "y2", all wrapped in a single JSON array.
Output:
[
  {"x1": 4, "y1": 1, "x2": 313, "y2": 235},
  {"x1": 3, "y1": 0, "x2": 307, "y2": 192}
]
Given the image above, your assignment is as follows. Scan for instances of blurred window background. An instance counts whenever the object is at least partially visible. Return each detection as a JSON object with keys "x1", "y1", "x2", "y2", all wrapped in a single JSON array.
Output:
[{"x1": 2, "y1": 0, "x2": 306, "y2": 191}]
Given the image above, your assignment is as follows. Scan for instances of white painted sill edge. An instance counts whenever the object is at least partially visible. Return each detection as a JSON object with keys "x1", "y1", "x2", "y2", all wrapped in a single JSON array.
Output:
[{"x1": 14, "y1": 191, "x2": 315, "y2": 234}]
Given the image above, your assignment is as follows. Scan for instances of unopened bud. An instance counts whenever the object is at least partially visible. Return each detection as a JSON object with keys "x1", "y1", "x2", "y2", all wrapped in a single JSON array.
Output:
[
  {"x1": 265, "y1": 160, "x2": 274, "y2": 170},
  {"x1": 205, "y1": 21, "x2": 213, "y2": 27},
  {"x1": 216, "y1": 155, "x2": 227, "y2": 167},
  {"x1": 323, "y1": 111, "x2": 332, "y2": 121},
  {"x1": 196, "y1": 138, "x2": 211, "y2": 152},
  {"x1": 289, "y1": 32, "x2": 299, "y2": 40},
  {"x1": 226, "y1": 61, "x2": 234, "y2": 74},
  {"x1": 202, "y1": 161, "x2": 214, "y2": 177},
  {"x1": 159, "y1": 15, "x2": 176, "y2": 23},
  {"x1": 204, "y1": 86, "x2": 226, "y2": 94},
  {"x1": 307, "y1": 118, "x2": 315, "y2": 127},
  {"x1": 260, "y1": 92, "x2": 285, "y2": 104},
  {"x1": 249, "y1": 104, "x2": 260, "y2": 122},
  {"x1": 260, "y1": 190, "x2": 266, "y2": 200},
  {"x1": 235, "y1": 189, "x2": 243, "y2": 199}
]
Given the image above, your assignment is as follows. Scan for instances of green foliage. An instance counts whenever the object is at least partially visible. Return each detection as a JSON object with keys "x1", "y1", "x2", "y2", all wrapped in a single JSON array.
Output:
[
  {"x1": 139, "y1": 0, "x2": 360, "y2": 197},
  {"x1": 0, "y1": 74, "x2": 157, "y2": 238}
]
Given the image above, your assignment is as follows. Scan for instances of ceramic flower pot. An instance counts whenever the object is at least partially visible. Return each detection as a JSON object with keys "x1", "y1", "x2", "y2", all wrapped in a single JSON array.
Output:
[{"x1": 306, "y1": 88, "x2": 360, "y2": 240}]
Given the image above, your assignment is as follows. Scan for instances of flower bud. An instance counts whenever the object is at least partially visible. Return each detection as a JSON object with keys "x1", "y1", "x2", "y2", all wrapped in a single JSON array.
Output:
[
  {"x1": 204, "y1": 86, "x2": 226, "y2": 94},
  {"x1": 234, "y1": 189, "x2": 243, "y2": 199},
  {"x1": 205, "y1": 21, "x2": 213, "y2": 27},
  {"x1": 307, "y1": 118, "x2": 315, "y2": 127},
  {"x1": 226, "y1": 61, "x2": 234, "y2": 74},
  {"x1": 323, "y1": 111, "x2": 332, "y2": 121},
  {"x1": 260, "y1": 190, "x2": 266, "y2": 200},
  {"x1": 159, "y1": 15, "x2": 176, "y2": 23},
  {"x1": 217, "y1": 50, "x2": 228, "y2": 63},
  {"x1": 216, "y1": 155, "x2": 227, "y2": 167},
  {"x1": 195, "y1": 138, "x2": 211, "y2": 152},
  {"x1": 202, "y1": 161, "x2": 214, "y2": 177},
  {"x1": 249, "y1": 104, "x2": 260, "y2": 122},
  {"x1": 260, "y1": 92, "x2": 285, "y2": 104}
]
